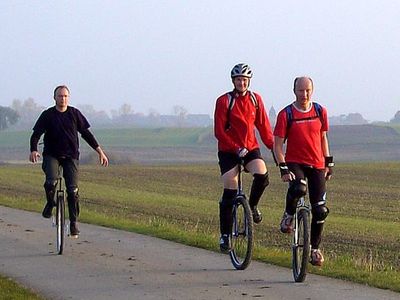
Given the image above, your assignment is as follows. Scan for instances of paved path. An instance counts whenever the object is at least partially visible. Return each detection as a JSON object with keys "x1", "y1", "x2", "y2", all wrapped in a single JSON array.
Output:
[{"x1": 0, "y1": 206, "x2": 398, "y2": 300}]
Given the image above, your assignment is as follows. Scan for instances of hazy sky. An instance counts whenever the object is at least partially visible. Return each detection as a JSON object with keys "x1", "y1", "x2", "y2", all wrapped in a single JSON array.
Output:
[{"x1": 1, "y1": 0, "x2": 399, "y2": 121}]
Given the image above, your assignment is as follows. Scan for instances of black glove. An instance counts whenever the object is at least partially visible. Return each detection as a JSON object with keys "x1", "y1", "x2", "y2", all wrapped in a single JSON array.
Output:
[
  {"x1": 279, "y1": 162, "x2": 290, "y2": 177},
  {"x1": 325, "y1": 156, "x2": 334, "y2": 177}
]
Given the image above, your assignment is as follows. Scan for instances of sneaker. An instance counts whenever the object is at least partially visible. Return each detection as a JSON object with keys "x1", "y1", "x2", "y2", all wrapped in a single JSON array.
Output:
[
  {"x1": 70, "y1": 222, "x2": 80, "y2": 238},
  {"x1": 219, "y1": 234, "x2": 230, "y2": 253},
  {"x1": 310, "y1": 249, "x2": 324, "y2": 266},
  {"x1": 280, "y1": 212, "x2": 294, "y2": 233},
  {"x1": 251, "y1": 206, "x2": 262, "y2": 224},
  {"x1": 42, "y1": 202, "x2": 55, "y2": 219}
]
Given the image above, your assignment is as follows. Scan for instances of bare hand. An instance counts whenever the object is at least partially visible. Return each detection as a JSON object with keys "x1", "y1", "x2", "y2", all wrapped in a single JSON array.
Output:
[
  {"x1": 325, "y1": 167, "x2": 332, "y2": 181},
  {"x1": 281, "y1": 171, "x2": 296, "y2": 182},
  {"x1": 96, "y1": 147, "x2": 109, "y2": 167},
  {"x1": 278, "y1": 162, "x2": 295, "y2": 182},
  {"x1": 29, "y1": 151, "x2": 41, "y2": 163}
]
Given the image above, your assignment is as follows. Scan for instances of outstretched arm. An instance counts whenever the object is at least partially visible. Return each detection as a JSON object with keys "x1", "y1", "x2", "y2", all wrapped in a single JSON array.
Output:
[
  {"x1": 80, "y1": 128, "x2": 109, "y2": 167},
  {"x1": 95, "y1": 146, "x2": 109, "y2": 167},
  {"x1": 29, "y1": 131, "x2": 42, "y2": 163}
]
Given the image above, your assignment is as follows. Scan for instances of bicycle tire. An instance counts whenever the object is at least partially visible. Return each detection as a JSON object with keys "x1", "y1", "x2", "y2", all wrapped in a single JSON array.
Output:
[
  {"x1": 229, "y1": 195, "x2": 253, "y2": 270},
  {"x1": 292, "y1": 208, "x2": 310, "y2": 282},
  {"x1": 56, "y1": 193, "x2": 65, "y2": 255}
]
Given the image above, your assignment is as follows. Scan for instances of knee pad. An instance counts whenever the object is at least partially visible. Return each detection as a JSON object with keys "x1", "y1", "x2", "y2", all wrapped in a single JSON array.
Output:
[
  {"x1": 312, "y1": 203, "x2": 329, "y2": 223},
  {"x1": 67, "y1": 187, "x2": 79, "y2": 200},
  {"x1": 44, "y1": 180, "x2": 57, "y2": 203},
  {"x1": 253, "y1": 172, "x2": 269, "y2": 188},
  {"x1": 288, "y1": 179, "x2": 307, "y2": 199},
  {"x1": 67, "y1": 187, "x2": 80, "y2": 218},
  {"x1": 44, "y1": 180, "x2": 57, "y2": 192}
]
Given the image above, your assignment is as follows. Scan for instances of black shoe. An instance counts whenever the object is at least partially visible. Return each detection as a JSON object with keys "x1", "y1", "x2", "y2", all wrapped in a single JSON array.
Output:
[
  {"x1": 219, "y1": 234, "x2": 230, "y2": 253},
  {"x1": 70, "y1": 222, "x2": 80, "y2": 237},
  {"x1": 42, "y1": 202, "x2": 55, "y2": 219},
  {"x1": 251, "y1": 206, "x2": 262, "y2": 224}
]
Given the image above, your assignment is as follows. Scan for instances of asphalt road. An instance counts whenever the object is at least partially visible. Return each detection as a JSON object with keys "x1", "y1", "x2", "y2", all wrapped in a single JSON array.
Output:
[{"x1": 0, "y1": 205, "x2": 398, "y2": 300}]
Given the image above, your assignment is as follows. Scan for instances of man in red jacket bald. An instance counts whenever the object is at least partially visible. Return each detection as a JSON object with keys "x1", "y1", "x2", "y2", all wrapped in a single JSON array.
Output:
[{"x1": 274, "y1": 76, "x2": 334, "y2": 266}]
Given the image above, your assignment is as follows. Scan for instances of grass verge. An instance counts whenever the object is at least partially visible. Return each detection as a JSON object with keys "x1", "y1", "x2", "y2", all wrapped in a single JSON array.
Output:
[{"x1": 0, "y1": 274, "x2": 44, "y2": 300}]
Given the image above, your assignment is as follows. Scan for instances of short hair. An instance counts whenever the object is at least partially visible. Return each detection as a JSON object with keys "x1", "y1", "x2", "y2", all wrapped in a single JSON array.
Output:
[
  {"x1": 293, "y1": 77, "x2": 313, "y2": 91},
  {"x1": 53, "y1": 85, "x2": 70, "y2": 98}
]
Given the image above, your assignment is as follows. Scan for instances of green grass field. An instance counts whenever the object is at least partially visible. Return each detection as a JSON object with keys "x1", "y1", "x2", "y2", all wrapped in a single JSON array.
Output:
[
  {"x1": 0, "y1": 127, "x2": 212, "y2": 149},
  {"x1": 1, "y1": 162, "x2": 399, "y2": 293}
]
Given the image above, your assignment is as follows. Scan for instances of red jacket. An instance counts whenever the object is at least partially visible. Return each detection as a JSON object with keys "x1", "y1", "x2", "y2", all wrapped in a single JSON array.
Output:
[
  {"x1": 274, "y1": 102, "x2": 329, "y2": 169},
  {"x1": 214, "y1": 91, "x2": 274, "y2": 153}
]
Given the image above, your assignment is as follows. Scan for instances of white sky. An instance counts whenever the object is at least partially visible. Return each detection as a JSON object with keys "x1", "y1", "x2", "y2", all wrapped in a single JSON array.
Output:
[{"x1": 0, "y1": 0, "x2": 399, "y2": 122}]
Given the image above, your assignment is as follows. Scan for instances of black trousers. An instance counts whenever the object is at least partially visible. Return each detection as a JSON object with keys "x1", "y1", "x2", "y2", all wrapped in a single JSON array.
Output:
[
  {"x1": 286, "y1": 163, "x2": 327, "y2": 249},
  {"x1": 42, "y1": 155, "x2": 80, "y2": 222}
]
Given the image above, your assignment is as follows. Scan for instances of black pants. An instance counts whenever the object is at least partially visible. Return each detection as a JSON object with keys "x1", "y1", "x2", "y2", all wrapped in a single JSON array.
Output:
[
  {"x1": 286, "y1": 163, "x2": 327, "y2": 249},
  {"x1": 42, "y1": 155, "x2": 80, "y2": 222}
]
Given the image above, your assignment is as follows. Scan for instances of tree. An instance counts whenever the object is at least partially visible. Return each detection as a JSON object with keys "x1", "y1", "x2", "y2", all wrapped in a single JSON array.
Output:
[
  {"x1": 390, "y1": 111, "x2": 400, "y2": 123},
  {"x1": 0, "y1": 106, "x2": 19, "y2": 130},
  {"x1": 119, "y1": 103, "x2": 132, "y2": 116},
  {"x1": 173, "y1": 105, "x2": 188, "y2": 118},
  {"x1": 173, "y1": 105, "x2": 188, "y2": 127},
  {"x1": 8, "y1": 97, "x2": 45, "y2": 130},
  {"x1": 345, "y1": 113, "x2": 368, "y2": 125},
  {"x1": 148, "y1": 108, "x2": 160, "y2": 118},
  {"x1": 78, "y1": 104, "x2": 96, "y2": 115}
]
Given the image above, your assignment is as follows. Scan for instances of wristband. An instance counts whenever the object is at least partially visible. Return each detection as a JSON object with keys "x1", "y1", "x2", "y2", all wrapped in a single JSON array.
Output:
[
  {"x1": 279, "y1": 162, "x2": 290, "y2": 177},
  {"x1": 325, "y1": 156, "x2": 335, "y2": 168}
]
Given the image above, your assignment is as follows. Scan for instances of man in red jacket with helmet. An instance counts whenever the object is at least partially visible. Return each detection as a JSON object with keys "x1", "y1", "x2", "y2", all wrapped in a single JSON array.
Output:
[{"x1": 214, "y1": 63, "x2": 274, "y2": 252}]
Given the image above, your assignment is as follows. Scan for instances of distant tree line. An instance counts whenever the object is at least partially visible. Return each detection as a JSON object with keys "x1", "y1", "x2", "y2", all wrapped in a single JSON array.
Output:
[
  {"x1": 329, "y1": 113, "x2": 368, "y2": 125},
  {"x1": 1, "y1": 98, "x2": 212, "y2": 130},
  {"x1": 1, "y1": 98, "x2": 399, "y2": 131}
]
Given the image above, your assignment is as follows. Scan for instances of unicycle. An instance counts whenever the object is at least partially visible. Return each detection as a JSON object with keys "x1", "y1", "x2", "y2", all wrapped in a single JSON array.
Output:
[
  {"x1": 53, "y1": 176, "x2": 66, "y2": 255},
  {"x1": 292, "y1": 196, "x2": 311, "y2": 282},
  {"x1": 229, "y1": 159, "x2": 254, "y2": 270}
]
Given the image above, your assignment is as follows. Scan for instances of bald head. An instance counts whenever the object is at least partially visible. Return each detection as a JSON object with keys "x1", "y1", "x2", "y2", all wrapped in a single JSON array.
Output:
[
  {"x1": 293, "y1": 77, "x2": 314, "y2": 109},
  {"x1": 293, "y1": 77, "x2": 313, "y2": 92}
]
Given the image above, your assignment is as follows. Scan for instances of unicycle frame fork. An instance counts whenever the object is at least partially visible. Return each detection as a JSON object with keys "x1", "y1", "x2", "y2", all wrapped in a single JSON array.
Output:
[
  {"x1": 293, "y1": 197, "x2": 310, "y2": 244},
  {"x1": 51, "y1": 175, "x2": 67, "y2": 255},
  {"x1": 291, "y1": 195, "x2": 312, "y2": 282},
  {"x1": 52, "y1": 177, "x2": 65, "y2": 225},
  {"x1": 232, "y1": 160, "x2": 246, "y2": 235}
]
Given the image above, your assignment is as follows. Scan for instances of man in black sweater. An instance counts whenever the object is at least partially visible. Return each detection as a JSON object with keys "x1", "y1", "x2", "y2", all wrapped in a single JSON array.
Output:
[{"x1": 29, "y1": 85, "x2": 109, "y2": 237}]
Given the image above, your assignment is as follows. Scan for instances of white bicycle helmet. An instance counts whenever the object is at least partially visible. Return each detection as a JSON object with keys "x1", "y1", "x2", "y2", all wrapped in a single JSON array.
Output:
[{"x1": 231, "y1": 63, "x2": 253, "y2": 78}]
